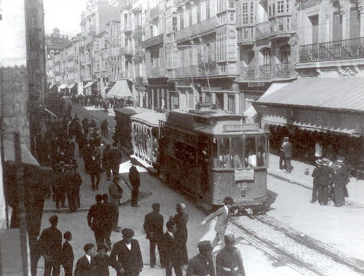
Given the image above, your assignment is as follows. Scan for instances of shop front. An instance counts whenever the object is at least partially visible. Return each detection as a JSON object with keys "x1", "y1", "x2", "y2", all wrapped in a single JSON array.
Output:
[{"x1": 253, "y1": 78, "x2": 364, "y2": 171}]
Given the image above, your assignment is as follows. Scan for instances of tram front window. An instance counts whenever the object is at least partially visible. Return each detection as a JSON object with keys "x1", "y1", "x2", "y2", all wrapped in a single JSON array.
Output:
[{"x1": 212, "y1": 137, "x2": 243, "y2": 169}]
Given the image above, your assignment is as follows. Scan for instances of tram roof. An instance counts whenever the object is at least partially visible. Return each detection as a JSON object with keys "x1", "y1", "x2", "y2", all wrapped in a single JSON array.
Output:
[
  {"x1": 131, "y1": 112, "x2": 166, "y2": 127},
  {"x1": 114, "y1": 106, "x2": 153, "y2": 116}
]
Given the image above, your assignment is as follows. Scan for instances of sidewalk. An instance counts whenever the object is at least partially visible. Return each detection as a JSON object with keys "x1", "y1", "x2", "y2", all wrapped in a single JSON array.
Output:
[{"x1": 267, "y1": 154, "x2": 364, "y2": 207}]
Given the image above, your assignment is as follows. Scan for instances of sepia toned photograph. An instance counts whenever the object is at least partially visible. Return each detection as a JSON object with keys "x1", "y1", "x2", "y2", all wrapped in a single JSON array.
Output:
[{"x1": 0, "y1": 0, "x2": 364, "y2": 275}]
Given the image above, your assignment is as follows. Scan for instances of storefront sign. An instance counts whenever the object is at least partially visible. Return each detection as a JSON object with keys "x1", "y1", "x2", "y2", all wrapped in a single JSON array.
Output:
[
  {"x1": 223, "y1": 124, "x2": 259, "y2": 132},
  {"x1": 248, "y1": 82, "x2": 265, "y2": 87},
  {"x1": 235, "y1": 169, "x2": 254, "y2": 181}
]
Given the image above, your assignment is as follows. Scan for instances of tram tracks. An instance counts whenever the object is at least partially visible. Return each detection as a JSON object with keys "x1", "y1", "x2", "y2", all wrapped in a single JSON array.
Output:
[{"x1": 229, "y1": 215, "x2": 364, "y2": 276}]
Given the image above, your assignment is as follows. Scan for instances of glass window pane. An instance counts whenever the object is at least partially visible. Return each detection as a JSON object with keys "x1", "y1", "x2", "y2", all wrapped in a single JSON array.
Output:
[
  {"x1": 257, "y1": 136, "x2": 267, "y2": 167},
  {"x1": 245, "y1": 137, "x2": 256, "y2": 167},
  {"x1": 229, "y1": 137, "x2": 243, "y2": 168}
]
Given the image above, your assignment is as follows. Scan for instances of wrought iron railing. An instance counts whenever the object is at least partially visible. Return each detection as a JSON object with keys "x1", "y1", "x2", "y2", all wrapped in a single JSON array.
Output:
[
  {"x1": 299, "y1": 37, "x2": 364, "y2": 63},
  {"x1": 241, "y1": 63, "x2": 296, "y2": 80},
  {"x1": 259, "y1": 64, "x2": 271, "y2": 79},
  {"x1": 275, "y1": 63, "x2": 296, "y2": 78},
  {"x1": 175, "y1": 16, "x2": 218, "y2": 42}
]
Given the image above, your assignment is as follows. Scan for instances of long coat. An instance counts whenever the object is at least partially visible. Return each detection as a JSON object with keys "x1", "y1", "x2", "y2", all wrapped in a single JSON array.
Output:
[
  {"x1": 204, "y1": 206, "x2": 230, "y2": 234},
  {"x1": 108, "y1": 181, "x2": 123, "y2": 206},
  {"x1": 143, "y1": 211, "x2": 164, "y2": 241},
  {"x1": 39, "y1": 226, "x2": 63, "y2": 260},
  {"x1": 332, "y1": 165, "x2": 348, "y2": 206},
  {"x1": 109, "y1": 239, "x2": 143, "y2": 276},
  {"x1": 186, "y1": 253, "x2": 215, "y2": 276},
  {"x1": 216, "y1": 247, "x2": 245, "y2": 276},
  {"x1": 129, "y1": 166, "x2": 140, "y2": 188},
  {"x1": 163, "y1": 232, "x2": 182, "y2": 267}
]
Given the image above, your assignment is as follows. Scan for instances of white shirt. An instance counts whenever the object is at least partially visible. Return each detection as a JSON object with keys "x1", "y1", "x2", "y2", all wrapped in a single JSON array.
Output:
[
  {"x1": 167, "y1": 231, "x2": 174, "y2": 238},
  {"x1": 125, "y1": 242, "x2": 132, "y2": 250},
  {"x1": 85, "y1": 254, "x2": 91, "y2": 264},
  {"x1": 224, "y1": 205, "x2": 228, "y2": 213}
]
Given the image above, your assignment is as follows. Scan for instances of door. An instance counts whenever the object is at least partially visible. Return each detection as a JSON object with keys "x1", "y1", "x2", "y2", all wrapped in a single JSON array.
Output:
[
  {"x1": 310, "y1": 15, "x2": 319, "y2": 44},
  {"x1": 350, "y1": 7, "x2": 360, "y2": 39},
  {"x1": 333, "y1": 11, "x2": 342, "y2": 42}
]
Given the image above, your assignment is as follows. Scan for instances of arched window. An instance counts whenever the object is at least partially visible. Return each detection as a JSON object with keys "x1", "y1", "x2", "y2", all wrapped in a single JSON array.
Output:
[
  {"x1": 350, "y1": 2, "x2": 360, "y2": 39},
  {"x1": 332, "y1": 1, "x2": 343, "y2": 41}
]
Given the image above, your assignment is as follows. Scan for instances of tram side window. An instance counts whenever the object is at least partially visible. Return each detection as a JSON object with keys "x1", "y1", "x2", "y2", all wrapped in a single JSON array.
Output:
[
  {"x1": 245, "y1": 137, "x2": 257, "y2": 167},
  {"x1": 257, "y1": 136, "x2": 268, "y2": 167},
  {"x1": 212, "y1": 138, "x2": 243, "y2": 169},
  {"x1": 229, "y1": 137, "x2": 243, "y2": 168}
]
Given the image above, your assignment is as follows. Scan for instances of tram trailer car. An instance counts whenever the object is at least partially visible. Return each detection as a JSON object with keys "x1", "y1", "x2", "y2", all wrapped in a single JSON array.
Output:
[
  {"x1": 114, "y1": 107, "x2": 155, "y2": 152},
  {"x1": 159, "y1": 108, "x2": 269, "y2": 213}
]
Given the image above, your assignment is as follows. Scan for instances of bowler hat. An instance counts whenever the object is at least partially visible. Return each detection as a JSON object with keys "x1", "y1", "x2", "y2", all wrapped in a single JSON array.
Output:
[
  {"x1": 224, "y1": 234, "x2": 235, "y2": 244},
  {"x1": 176, "y1": 203, "x2": 186, "y2": 209},
  {"x1": 197, "y1": 241, "x2": 212, "y2": 251},
  {"x1": 223, "y1": 197, "x2": 233, "y2": 204},
  {"x1": 121, "y1": 228, "x2": 134, "y2": 238},
  {"x1": 284, "y1": 137, "x2": 289, "y2": 141}
]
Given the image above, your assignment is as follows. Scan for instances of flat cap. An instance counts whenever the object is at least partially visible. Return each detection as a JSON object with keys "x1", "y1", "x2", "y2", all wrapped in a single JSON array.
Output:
[
  {"x1": 198, "y1": 241, "x2": 212, "y2": 251},
  {"x1": 223, "y1": 197, "x2": 233, "y2": 204},
  {"x1": 49, "y1": 215, "x2": 58, "y2": 224},
  {"x1": 224, "y1": 234, "x2": 235, "y2": 244},
  {"x1": 176, "y1": 203, "x2": 186, "y2": 209},
  {"x1": 122, "y1": 228, "x2": 134, "y2": 238}
]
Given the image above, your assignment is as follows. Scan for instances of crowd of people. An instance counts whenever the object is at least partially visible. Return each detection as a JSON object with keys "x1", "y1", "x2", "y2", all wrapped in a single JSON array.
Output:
[
  {"x1": 37, "y1": 194, "x2": 246, "y2": 276},
  {"x1": 70, "y1": 94, "x2": 133, "y2": 111}
]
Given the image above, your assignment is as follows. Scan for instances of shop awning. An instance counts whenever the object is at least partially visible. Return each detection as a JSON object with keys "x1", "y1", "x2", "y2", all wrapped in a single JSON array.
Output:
[
  {"x1": 59, "y1": 83, "x2": 68, "y2": 90},
  {"x1": 83, "y1": 82, "x2": 95, "y2": 89},
  {"x1": 243, "y1": 82, "x2": 291, "y2": 119},
  {"x1": 100, "y1": 87, "x2": 109, "y2": 99},
  {"x1": 254, "y1": 77, "x2": 364, "y2": 112},
  {"x1": 3, "y1": 139, "x2": 38, "y2": 166},
  {"x1": 49, "y1": 84, "x2": 58, "y2": 90},
  {"x1": 106, "y1": 79, "x2": 132, "y2": 99},
  {"x1": 67, "y1": 83, "x2": 76, "y2": 89}
]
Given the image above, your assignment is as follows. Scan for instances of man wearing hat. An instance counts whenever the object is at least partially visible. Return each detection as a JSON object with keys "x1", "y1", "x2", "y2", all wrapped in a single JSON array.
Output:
[
  {"x1": 129, "y1": 164, "x2": 141, "y2": 207},
  {"x1": 87, "y1": 194, "x2": 106, "y2": 246},
  {"x1": 172, "y1": 203, "x2": 189, "y2": 266},
  {"x1": 186, "y1": 241, "x2": 215, "y2": 276},
  {"x1": 110, "y1": 228, "x2": 143, "y2": 276},
  {"x1": 39, "y1": 215, "x2": 63, "y2": 276},
  {"x1": 332, "y1": 157, "x2": 350, "y2": 207},
  {"x1": 108, "y1": 175, "x2": 123, "y2": 231},
  {"x1": 312, "y1": 159, "x2": 333, "y2": 205},
  {"x1": 282, "y1": 137, "x2": 292, "y2": 173},
  {"x1": 216, "y1": 235, "x2": 245, "y2": 276},
  {"x1": 201, "y1": 197, "x2": 233, "y2": 248},
  {"x1": 311, "y1": 159, "x2": 322, "y2": 204},
  {"x1": 143, "y1": 203, "x2": 165, "y2": 268},
  {"x1": 164, "y1": 220, "x2": 182, "y2": 276}
]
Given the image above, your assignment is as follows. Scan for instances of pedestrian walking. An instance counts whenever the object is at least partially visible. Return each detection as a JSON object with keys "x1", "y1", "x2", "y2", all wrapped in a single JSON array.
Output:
[
  {"x1": 101, "y1": 193, "x2": 116, "y2": 250},
  {"x1": 39, "y1": 215, "x2": 63, "y2": 276},
  {"x1": 88, "y1": 194, "x2": 105, "y2": 246},
  {"x1": 108, "y1": 175, "x2": 123, "y2": 232},
  {"x1": 89, "y1": 152, "x2": 102, "y2": 191},
  {"x1": 311, "y1": 159, "x2": 333, "y2": 205},
  {"x1": 216, "y1": 235, "x2": 246, "y2": 276},
  {"x1": 201, "y1": 197, "x2": 233, "y2": 248},
  {"x1": 101, "y1": 119, "x2": 108, "y2": 137},
  {"x1": 332, "y1": 157, "x2": 349, "y2": 207},
  {"x1": 164, "y1": 220, "x2": 182, "y2": 276},
  {"x1": 186, "y1": 241, "x2": 215, "y2": 276},
  {"x1": 61, "y1": 231, "x2": 74, "y2": 276},
  {"x1": 278, "y1": 138, "x2": 285, "y2": 171},
  {"x1": 110, "y1": 143, "x2": 122, "y2": 176},
  {"x1": 143, "y1": 203, "x2": 165, "y2": 268},
  {"x1": 93, "y1": 243, "x2": 110, "y2": 276},
  {"x1": 102, "y1": 144, "x2": 112, "y2": 181},
  {"x1": 172, "y1": 203, "x2": 189, "y2": 266},
  {"x1": 68, "y1": 168, "x2": 82, "y2": 212},
  {"x1": 109, "y1": 228, "x2": 143, "y2": 276},
  {"x1": 74, "y1": 243, "x2": 96, "y2": 276},
  {"x1": 129, "y1": 164, "x2": 140, "y2": 207},
  {"x1": 311, "y1": 159, "x2": 322, "y2": 204},
  {"x1": 283, "y1": 137, "x2": 292, "y2": 173}
]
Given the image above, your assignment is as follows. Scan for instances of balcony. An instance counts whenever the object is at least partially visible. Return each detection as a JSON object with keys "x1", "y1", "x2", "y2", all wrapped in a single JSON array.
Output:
[
  {"x1": 240, "y1": 63, "x2": 296, "y2": 81},
  {"x1": 124, "y1": 23, "x2": 132, "y2": 33},
  {"x1": 150, "y1": 5, "x2": 159, "y2": 19},
  {"x1": 237, "y1": 26, "x2": 255, "y2": 45},
  {"x1": 174, "y1": 62, "x2": 228, "y2": 78},
  {"x1": 149, "y1": 67, "x2": 167, "y2": 78},
  {"x1": 299, "y1": 37, "x2": 364, "y2": 63},
  {"x1": 175, "y1": 16, "x2": 218, "y2": 42},
  {"x1": 256, "y1": 16, "x2": 295, "y2": 39},
  {"x1": 143, "y1": 34, "x2": 164, "y2": 49}
]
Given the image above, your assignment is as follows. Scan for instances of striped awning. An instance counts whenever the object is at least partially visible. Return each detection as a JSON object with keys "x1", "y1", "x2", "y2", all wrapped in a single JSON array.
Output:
[
  {"x1": 68, "y1": 83, "x2": 77, "y2": 89},
  {"x1": 59, "y1": 83, "x2": 68, "y2": 90},
  {"x1": 84, "y1": 82, "x2": 95, "y2": 89}
]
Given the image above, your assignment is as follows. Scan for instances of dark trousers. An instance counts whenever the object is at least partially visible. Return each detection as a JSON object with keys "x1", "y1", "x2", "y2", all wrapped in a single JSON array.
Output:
[
  {"x1": 66, "y1": 189, "x2": 77, "y2": 212},
  {"x1": 104, "y1": 228, "x2": 112, "y2": 249},
  {"x1": 111, "y1": 165, "x2": 120, "y2": 176},
  {"x1": 112, "y1": 204, "x2": 119, "y2": 229},
  {"x1": 284, "y1": 158, "x2": 292, "y2": 172},
  {"x1": 131, "y1": 187, "x2": 139, "y2": 206},
  {"x1": 279, "y1": 153, "x2": 285, "y2": 170},
  {"x1": 63, "y1": 261, "x2": 73, "y2": 276},
  {"x1": 175, "y1": 231, "x2": 188, "y2": 265},
  {"x1": 165, "y1": 260, "x2": 182, "y2": 276},
  {"x1": 94, "y1": 228, "x2": 105, "y2": 246},
  {"x1": 311, "y1": 185, "x2": 318, "y2": 203},
  {"x1": 105, "y1": 166, "x2": 111, "y2": 180},
  {"x1": 44, "y1": 258, "x2": 60, "y2": 276},
  {"x1": 55, "y1": 190, "x2": 66, "y2": 209},
  {"x1": 91, "y1": 173, "x2": 101, "y2": 190},
  {"x1": 318, "y1": 186, "x2": 328, "y2": 205},
  {"x1": 150, "y1": 238, "x2": 165, "y2": 267}
]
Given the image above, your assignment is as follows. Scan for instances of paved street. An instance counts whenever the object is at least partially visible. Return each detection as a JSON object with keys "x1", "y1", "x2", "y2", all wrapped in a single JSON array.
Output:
[{"x1": 35, "y1": 102, "x2": 364, "y2": 276}]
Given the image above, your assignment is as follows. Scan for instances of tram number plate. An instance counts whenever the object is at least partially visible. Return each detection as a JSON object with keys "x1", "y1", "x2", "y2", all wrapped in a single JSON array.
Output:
[{"x1": 234, "y1": 169, "x2": 254, "y2": 181}]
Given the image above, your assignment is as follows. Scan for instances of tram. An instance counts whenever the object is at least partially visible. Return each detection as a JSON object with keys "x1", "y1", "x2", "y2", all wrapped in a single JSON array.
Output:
[
  {"x1": 159, "y1": 108, "x2": 269, "y2": 211},
  {"x1": 117, "y1": 106, "x2": 269, "y2": 211}
]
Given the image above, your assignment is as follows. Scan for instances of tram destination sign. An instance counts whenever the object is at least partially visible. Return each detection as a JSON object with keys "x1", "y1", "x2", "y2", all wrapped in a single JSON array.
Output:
[
  {"x1": 223, "y1": 124, "x2": 259, "y2": 132},
  {"x1": 235, "y1": 169, "x2": 254, "y2": 181}
]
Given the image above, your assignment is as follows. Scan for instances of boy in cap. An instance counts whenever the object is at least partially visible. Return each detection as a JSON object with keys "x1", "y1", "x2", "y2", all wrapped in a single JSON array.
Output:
[
  {"x1": 61, "y1": 231, "x2": 74, "y2": 276},
  {"x1": 39, "y1": 215, "x2": 62, "y2": 276},
  {"x1": 74, "y1": 243, "x2": 96, "y2": 276},
  {"x1": 94, "y1": 243, "x2": 110, "y2": 276},
  {"x1": 201, "y1": 197, "x2": 233, "y2": 248},
  {"x1": 216, "y1": 235, "x2": 245, "y2": 276},
  {"x1": 186, "y1": 241, "x2": 215, "y2": 276},
  {"x1": 108, "y1": 175, "x2": 123, "y2": 231},
  {"x1": 164, "y1": 220, "x2": 182, "y2": 276},
  {"x1": 109, "y1": 228, "x2": 143, "y2": 276},
  {"x1": 171, "y1": 203, "x2": 189, "y2": 266}
]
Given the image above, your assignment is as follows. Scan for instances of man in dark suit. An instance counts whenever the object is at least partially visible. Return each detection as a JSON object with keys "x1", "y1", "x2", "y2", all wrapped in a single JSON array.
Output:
[
  {"x1": 164, "y1": 220, "x2": 182, "y2": 276},
  {"x1": 87, "y1": 194, "x2": 105, "y2": 246},
  {"x1": 62, "y1": 231, "x2": 74, "y2": 276},
  {"x1": 283, "y1": 137, "x2": 293, "y2": 173},
  {"x1": 109, "y1": 228, "x2": 143, "y2": 276},
  {"x1": 143, "y1": 203, "x2": 165, "y2": 268},
  {"x1": 101, "y1": 193, "x2": 116, "y2": 250},
  {"x1": 74, "y1": 243, "x2": 96, "y2": 276},
  {"x1": 186, "y1": 241, "x2": 215, "y2": 276},
  {"x1": 39, "y1": 215, "x2": 63, "y2": 276},
  {"x1": 172, "y1": 203, "x2": 189, "y2": 266},
  {"x1": 129, "y1": 164, "x2": 140, "y2": 207}
]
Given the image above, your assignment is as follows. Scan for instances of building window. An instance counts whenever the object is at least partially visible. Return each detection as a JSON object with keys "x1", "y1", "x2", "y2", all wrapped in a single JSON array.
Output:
[
  {"x1": 189, "y1": 6, "x2": 193, "y2": 26},
  {"x1": 229, "y1": 0, "x2": 235, "y2": 9},
  {"x1": 206, "y1": 0, "x2": 211, "y2": 19},
  {"x1": 172, "y1": 16, "x2": 178, "y2": 32},
  {"x1": 180, "y1": 12, "x2": 184, "y2": 29},
  {"x1": 242, "y1": 3, "x2": 248, "y2": 24},
  {"x1": 277, "y1": 1, "x2": 284, "y2": 14},
  {"x1": 280, "y1": 45, "x2": 290, "y2": 63},
  {"x1": 197, "y1": 3, "x2": 201, "y2": 23}
]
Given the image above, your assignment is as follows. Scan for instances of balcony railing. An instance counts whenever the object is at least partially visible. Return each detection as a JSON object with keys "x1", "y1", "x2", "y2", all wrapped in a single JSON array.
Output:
[
  {"x1": 256, "y1": 16, "x2": 295, "y2": 39},
  {"x1": 299, "y1": 37, "x2": 364, "y2": 63},
  {"x1": 174, "y1": 62, "x2": 230, "y2": 78},
  {"x1": 241, "y1": 63, "x2": 296, "y2": 80},
  {"x1": 175, "y1": 16, "x2": 218, "y2": 42},
  {"x1": 256, "y1": 22, "x2": 270, "y2": 38},
  {"x1": 124, "y1": 23, "x2": 132, "y2": 32}
]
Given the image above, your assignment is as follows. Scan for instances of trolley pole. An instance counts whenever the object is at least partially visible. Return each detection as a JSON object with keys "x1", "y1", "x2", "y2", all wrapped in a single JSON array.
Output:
[{"x1": 14, "y1": 132, "x2": 30, "y2": 276}]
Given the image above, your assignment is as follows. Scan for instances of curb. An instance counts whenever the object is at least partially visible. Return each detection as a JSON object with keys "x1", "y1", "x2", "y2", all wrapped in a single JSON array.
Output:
[{"x1": 268, "y1": 171, "x2": 364, "y2": 208}]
